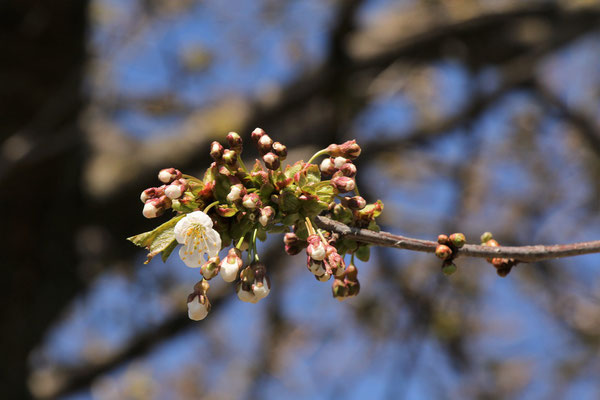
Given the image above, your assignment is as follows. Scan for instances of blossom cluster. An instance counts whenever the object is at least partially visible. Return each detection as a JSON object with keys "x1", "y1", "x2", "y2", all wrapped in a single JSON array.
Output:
[{"x1": 128, "y1": 128, "x2": 384, "y2": 320}]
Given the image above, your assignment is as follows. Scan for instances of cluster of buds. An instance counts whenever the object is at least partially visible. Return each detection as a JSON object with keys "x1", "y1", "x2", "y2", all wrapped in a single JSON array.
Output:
[
  {"x1": 480, "y1": 232, "x2": 518, "y2": 277},
  {"x1": 187, "y1": 279, "x2": 211, "y2": 321},
  {"x1": 139, "y1": 168, "x2": 190, "y2": 218},
  {"x1": 129, "y1": 128, "x2": 384, "y2": 320},
  {"x1": 332, "y1": 264, "x2": 360, "y2": 301},
  {"x1": 251, "y1": 128, "x2": 287, "y2": 170},
  {"x1": 435, "y1": 233, "x2": 466, "y2": 275},
  {"x1": 236, "y1": 262, "x2": 271, "y2": 303},
  {"x1": 320, "y1": 155, "x2": 357, "y2": 194}
]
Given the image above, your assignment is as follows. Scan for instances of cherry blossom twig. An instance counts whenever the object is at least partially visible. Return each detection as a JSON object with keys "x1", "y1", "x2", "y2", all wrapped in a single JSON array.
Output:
[{"x1": 315, "y1": 216, "x2": 600, "y2": 263}]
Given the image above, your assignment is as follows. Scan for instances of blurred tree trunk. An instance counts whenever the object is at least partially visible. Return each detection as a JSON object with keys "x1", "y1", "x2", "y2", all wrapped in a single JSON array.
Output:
[{"x1": 0, "y1": 0, "x2": 89, "y2": 397}]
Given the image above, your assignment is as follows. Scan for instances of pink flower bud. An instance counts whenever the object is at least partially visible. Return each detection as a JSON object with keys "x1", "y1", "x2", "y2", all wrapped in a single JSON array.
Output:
[
  {"x1": 319, "y1": 158, "x2": 336, "y2": 175},
  {"x1": 140, "y1": 187, "x2": 162, "y2": 203},
  {"x1": 226, "y1": 131, "x2": 243, "y2": 152},
  {"x1": 272, "y1": 142, "x2": 287, "y2": 160},
  {"x1": 165, "y1": 179, "x2": 187, "y2": 199},
  {"x1": 222, "y1": 149, "x2": 238, "y2": 166},
  {"x1": 226, "y1": 184, "x2": 245, "y2": 202},
  {"x1": 340, "y1": 162, "x2": 356, "y2": 178},
  {"x1": 341, "y1": 195, "x2": 366, "y2": 210},
  {"x1": 142, "y1": 198, "x2": 164, "y2": 218},
  {"x1": 326, "y1": 140, "x2": 361, "y2": 159},
  {"x1": 258, "y1": 134, "x2": 273, "y2": 155},
  {"x1": 333, "y1": 157, "x2": 348, "y2": 169},
  {"x1": 332, "y1": 176, "x2": 355, "y2": 193},
  {"x1": 158, "y1": 168, "x2": 181, "y2": 184},
  {"x1": 242, "y1": 193, "x2": 261, "y2": 210},
  {"x1": 258, "y1": 206, "x2": 275, "y2": 227},
  {"x1": 263, "y1": 152, "x2": 280, "y2": 170},
  {"x1": 251, "y1": 127, "x2": 265, "y2": 142},
  {"x1": 210, "y1": 141, "x2": 224, "y2": 160}
]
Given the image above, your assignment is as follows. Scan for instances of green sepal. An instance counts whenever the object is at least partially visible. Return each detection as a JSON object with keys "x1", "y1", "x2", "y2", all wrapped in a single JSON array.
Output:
[
  {"x1": 355, "y1": 245, "x2": 370, "y2": 262},
  {"x1": 127, "y1": 214, "x2": 185, "y2": 263}
]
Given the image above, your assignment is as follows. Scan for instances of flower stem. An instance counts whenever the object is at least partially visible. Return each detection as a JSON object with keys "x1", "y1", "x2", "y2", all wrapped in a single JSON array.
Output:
[
  {"x1": 203, "y1": 200, "x2": 220, "y2": 213},
  {"x1": 236, "y1": 235, "x2": 246, "y2": 250},
  {"x1": 307, "y1": 149, "x2": 329, "y2": 164},
  {"x1": 237, "y1": 155, "x2": 249, "y2": 174},
  {"x1": 252, "y1": 228, "x2": 260, "y2": 262}
]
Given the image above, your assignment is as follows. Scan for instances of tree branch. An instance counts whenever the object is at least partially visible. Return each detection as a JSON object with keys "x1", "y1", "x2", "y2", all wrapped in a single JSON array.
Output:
[{"x1": 315, "y1": 216, "x2": 600, "y2": 262}]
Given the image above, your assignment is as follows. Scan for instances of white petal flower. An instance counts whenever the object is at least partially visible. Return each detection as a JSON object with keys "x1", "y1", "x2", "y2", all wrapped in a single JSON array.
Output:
[
  {"x1": 175, "y1": 211, "x2": 221, "y2": 268},
  {"x1": 220, "y1": 259, "x2": 239, "y2": 282},
  {"x1": 226, "y1": 185, "x2": 242, "y2": 202},
  {"x1": 187, "y1": 296, "x2": 209, "y2": 321}
]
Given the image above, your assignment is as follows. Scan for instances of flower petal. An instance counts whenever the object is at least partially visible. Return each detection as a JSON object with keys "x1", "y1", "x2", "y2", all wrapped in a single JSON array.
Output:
[
  {"x1": 187, "y1": 211, "x2": 213, "y2": 228},
  {"x1": 179, "y1": 246, "x2": 203, "y2": 268},
  {"x1": 204, "y1": 229, "x2": 222, "y2": 258},
  {"x1": 174, "y1": 217, "x2": 192, "y2": 244}
]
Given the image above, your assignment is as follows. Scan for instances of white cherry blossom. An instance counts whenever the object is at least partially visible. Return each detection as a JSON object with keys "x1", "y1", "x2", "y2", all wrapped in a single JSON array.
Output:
[{"x1": 174, "y1": 211, "x2": 221, "y2": 268}]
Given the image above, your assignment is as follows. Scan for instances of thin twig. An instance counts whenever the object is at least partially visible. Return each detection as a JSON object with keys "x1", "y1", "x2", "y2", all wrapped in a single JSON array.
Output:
[{"x1": 314, "y1": 216, "x2": 600, "y2": 262}]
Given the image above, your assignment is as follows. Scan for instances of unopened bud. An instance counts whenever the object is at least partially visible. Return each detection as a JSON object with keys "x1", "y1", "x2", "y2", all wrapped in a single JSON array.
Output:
[
  {"x1": 158, "y1": 168, "x2": 181, "y2": 184},
  {"x1": 263, "y1": 152, "x2": 280, "y2": 170},
  {"x1": 140, "y1": 187, "x2": 162, "y2": 203},
  {"x1": 226, "y1": 131, "x2": 243, "y2": 152},
  {"x1": 480, "y1": 232, "x2": 493, "y2": 243},
  {"x1": 332, "y1": 176, "x2": 355, "y2": 193},
  {"x1": 316, "y1": 273, "x2": 331, "y2": 282},
  {"x1": 272, "y1": 142, "x2": 287, "y2": 160},
  {"x1": 449, "y1": 233, "x2": 466, "y2": 248},
  {"x1": 242, "y1": 193, "x2": 261, "y2": 210},
  {"x1": 345, "y1": 264, "x2": 358, "y2": 282},
  {"x1": 442, "y1": 262, "x2": 457, "y2": 276},
  {"x1": 435, "y1": 244, "x2": 452, "y2": 260},
  {"x1": 340, "y1": 162, "x2": 357, "y2": 178},
  {"x1": 187, "y1": 295, "x2": 210, "y2": 321},
  {"x1": 165, "y1": 179, "x2": 187, "y2": 199},
  {"x1": 326, "y1": 140, "x2": 361, "y2": 159},
  {"x1": 143, "y1": 198, "x2": 164, "y2": 218},
  {"x1": 258, "y1": 206, "x2": 275, "y2": 227},
  {"x1": 220, "y1": 248, "x2": 242, "y2": 282},
  {"x1": 210, "y1": 141, "x2": 224, "y2": 160},
  {"x1": 201, "y1": 256, "x2": 220, "y2": 280},
  {"x1": 226, "y1": 184, "x2": 245, "y2": 202},
  {"x1": 437, "y1": 234, "x2": 449, "y2": 245},
  {"x1": 333, "y1": 157, "x2": 348, "y2": 169},
  {"x1": 251, "y1": 127, "x2": 265, "y2": 142},
  {"x1": 258, "y1": 134, "x2": 273, "y2": 155},
  {"x1": 222, "y1": 149, "x2": 238, "y2": 166},
  {"x1": 341, "y1": 196, "x2": 366, "y2": 210},
  {"x1": 319, "y1": 158, "x2": 336, "y2": 175}
]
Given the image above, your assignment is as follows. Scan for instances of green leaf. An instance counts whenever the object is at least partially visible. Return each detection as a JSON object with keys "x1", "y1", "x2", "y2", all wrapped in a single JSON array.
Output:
[
  {"x1": 127, "y1": 214, "x2": 185, "y2": 263},
  {"x1": 355, "y1": 245, "x2": 370, "y2": 262},
  {"x1": 314, "y1": 182, "x2": 335, "y2": 204},
  {"x1": 280, "y1": 189, "x2": 301, "y2": 213},
  {"x1": 284, "y1": 161, "x2": 304, "y2": 180}
]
